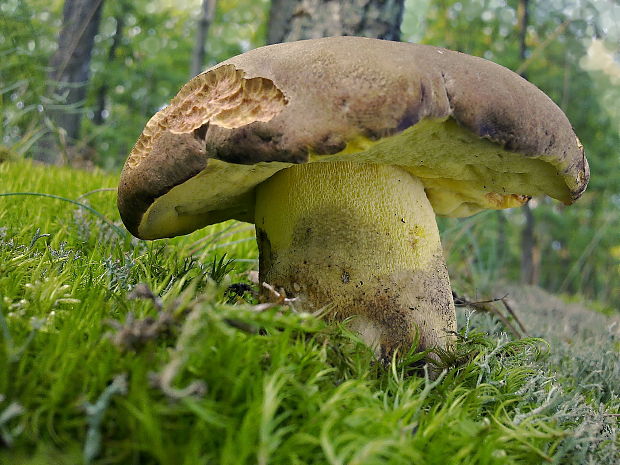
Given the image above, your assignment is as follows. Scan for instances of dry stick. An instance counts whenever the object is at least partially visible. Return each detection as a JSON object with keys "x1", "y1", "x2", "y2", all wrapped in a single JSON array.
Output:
[
  {"x1": 458, "y1": 295, "x2": 509, "y2": 305},
  {"x1": 453, "y1": 292, "x2": 525, "y2": 339},
  {"x1": 499, "y1": 296, "x2": 527, "y2": 335}
]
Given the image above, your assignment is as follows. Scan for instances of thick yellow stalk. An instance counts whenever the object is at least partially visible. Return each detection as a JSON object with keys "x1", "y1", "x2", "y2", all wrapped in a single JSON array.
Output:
[{"x1": 255, "y1": 161, "x2": 455, "y2": 359}]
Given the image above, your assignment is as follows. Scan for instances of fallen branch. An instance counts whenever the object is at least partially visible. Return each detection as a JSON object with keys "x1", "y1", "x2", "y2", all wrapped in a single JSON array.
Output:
[
  {"x1": 453, "y1": 291, "x2": 527, "y2": 339},
  {"x1": 500, "y1": 296, "x2": 527, "y2": 335}
]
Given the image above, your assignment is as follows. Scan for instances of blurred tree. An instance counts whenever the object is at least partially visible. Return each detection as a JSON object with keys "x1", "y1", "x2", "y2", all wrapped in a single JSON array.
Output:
[
  {"x1": 516, "y1": 0, "x2": 539, "y2": 285},
  {"x1": 2, "y1": 0, "x2": 617, "y2": 306},
  {"x1": 93, "y1": 0, "x2": 126, "y2": 126},
  {"x1": 267, "y1": 0, "x2": 405, "y2": 43},
  {"x1": 190, "y1": 0, "x2": 217, "y2": 77},
  {"x1": 83, "y1": 0, "x2": 269, "y2": 168},
  {"x1": 0, "y1": 0, "x2": 57, "y2": 159},
  {"x1": 36, "y1": 0, "x2": 105, "y2": 164},
  {"x1": 412, "y1": 0, "x2": 620, "y2": 305}
]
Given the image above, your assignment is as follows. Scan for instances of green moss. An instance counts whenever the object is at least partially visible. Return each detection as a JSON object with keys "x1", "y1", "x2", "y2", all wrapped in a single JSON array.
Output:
[{"x1": 0, "y1": 160, "x2": 617, "y2": 464}]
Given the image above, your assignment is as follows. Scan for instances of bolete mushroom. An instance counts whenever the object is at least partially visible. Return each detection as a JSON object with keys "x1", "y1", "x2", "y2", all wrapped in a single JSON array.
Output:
[{"x1": 117, "y1": 37, "x2": 588, "y2": 360}]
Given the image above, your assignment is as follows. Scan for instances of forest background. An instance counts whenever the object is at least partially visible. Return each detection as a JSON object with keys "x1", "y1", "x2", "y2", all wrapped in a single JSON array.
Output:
[
  {"x1": 1, "y1": 1, "x2": 619, "y2": 463},
  {"x1": 1, "y1": 0, "x2": 619, "y2": 310}
]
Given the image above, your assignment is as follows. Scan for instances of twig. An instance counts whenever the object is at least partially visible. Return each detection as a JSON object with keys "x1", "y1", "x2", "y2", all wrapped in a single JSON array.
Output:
[
  {"x1": 260, "y1": 282, "x2": 298, "y2": 308},
  {"x1": 453, "y1": 291, "x2": 526, "y2": 339},
  {"x1": 500, "y1": 296, "x2": 527, "y2": 335},
  {"x1": 453, "y1": 294, "x2": 508, "y2": 306}
]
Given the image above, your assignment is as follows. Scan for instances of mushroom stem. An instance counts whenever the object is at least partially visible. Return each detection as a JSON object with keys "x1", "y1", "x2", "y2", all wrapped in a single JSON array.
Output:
[{"x1": 255, "y1": 161, "x2": 456, "y2": 359}]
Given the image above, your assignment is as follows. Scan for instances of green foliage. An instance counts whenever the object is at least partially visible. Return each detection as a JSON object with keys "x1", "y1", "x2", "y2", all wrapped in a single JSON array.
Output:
[
  {"x1": 0, "y1": 0, "x2": 270, "y2": 168},
  {"x1": 403, "y1": 0, "x2": 620, "y2": 307},
  {"x1": 83, "y1": 0, "x2": 270, "y2": 168},
  {"x1": 0, "y1": 1, "x2": 618, "y2": 463},
  {"x1": 0, "y1": 160, "x2": 618, "y2": 464},
  {"x1": 0, "y1": 0, "x2": 57, "y2": 157},
  {"x1": 2, "y1": 0, "x2": 619, "y2": 306}
]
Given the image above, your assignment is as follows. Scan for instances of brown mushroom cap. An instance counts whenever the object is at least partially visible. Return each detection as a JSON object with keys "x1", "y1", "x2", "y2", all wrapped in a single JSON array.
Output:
[{"x1": 118, "y1": 36, "x2": 589, "y2": 240}]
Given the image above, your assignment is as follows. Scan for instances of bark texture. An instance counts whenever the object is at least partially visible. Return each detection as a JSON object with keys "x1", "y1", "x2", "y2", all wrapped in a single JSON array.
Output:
[
  {"x1": 36, "y1": 0, "x2": 104, "y2": 163},
  {"x1": 190, "y1": 0, "x2": 217, "y2": 77},
  {"x1": 267, "y1": 0, "x2": 405, "y2": 44}
]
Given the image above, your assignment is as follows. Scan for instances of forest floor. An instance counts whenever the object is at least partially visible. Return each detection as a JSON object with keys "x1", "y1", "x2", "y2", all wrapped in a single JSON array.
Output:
[{"x1": 0, "y1": 159, "x2": 618, "y2": 465}]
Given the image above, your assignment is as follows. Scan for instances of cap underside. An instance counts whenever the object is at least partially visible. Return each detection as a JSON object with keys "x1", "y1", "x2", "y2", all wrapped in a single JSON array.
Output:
[
  {"x1": 121, "y1": 38, "x2": 587, "y2": 240},
  {"x1": 137, "y1": 117, "x2": 570, "y2": 239}
]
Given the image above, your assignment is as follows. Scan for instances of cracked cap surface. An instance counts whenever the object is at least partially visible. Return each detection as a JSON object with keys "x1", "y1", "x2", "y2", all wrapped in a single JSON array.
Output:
[{"x1": 118, "y1": 36, "x2": 589, "y2": 239}]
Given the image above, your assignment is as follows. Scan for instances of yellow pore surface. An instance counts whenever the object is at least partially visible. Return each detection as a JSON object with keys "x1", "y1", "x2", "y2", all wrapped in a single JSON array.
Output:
[
  {"x1": 139, "y1": 117, "x2": 570, "y2": 238},
  {"x1": 309, "y1": 118, "x2": 568, "y2": 216}
]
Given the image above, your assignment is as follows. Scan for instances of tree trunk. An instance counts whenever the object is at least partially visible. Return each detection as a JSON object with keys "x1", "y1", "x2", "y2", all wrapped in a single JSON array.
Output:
[
  {"x1": 35, "y1": 0, "x2": 104, "y2": 163},
  {"x1": 190, "y1": 0, "x2": 217, "y2": 77},
  {"x1": 93, "y1": 9, "x2": 124, "y2": 125},
  {"x1": 517, "y1": 0, "x2": 529, "y2": 67},
  {"x1": 267, "y1": 0, "x2": 405, "y2": 44},
  {"x1": 520, "y1": 203, "x2": 537, "y2": 284},
  {"x1": 495, "y1": 210, "x2": 507, "y2": 275},
  {"x1": 517, "y1": 0, "x2": 539, "y2": 285}
]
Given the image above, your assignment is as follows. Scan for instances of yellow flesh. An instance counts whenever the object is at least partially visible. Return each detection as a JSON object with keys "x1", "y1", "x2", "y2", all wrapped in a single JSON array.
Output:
[
  {"x1": 139, "y1": 118, "x2": 570, "y2": 238},
  {"x1": 255, "y1": 162, "x2": 456, "y2": 356}
]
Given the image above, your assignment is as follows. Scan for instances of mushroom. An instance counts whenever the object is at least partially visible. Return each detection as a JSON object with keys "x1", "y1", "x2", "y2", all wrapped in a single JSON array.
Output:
[{"x1": 117, "y1": 37, "x2": 589, "y2": 361}]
